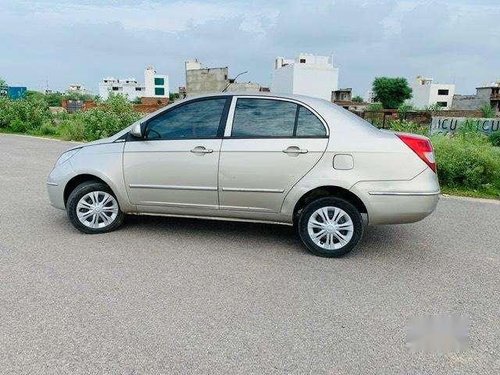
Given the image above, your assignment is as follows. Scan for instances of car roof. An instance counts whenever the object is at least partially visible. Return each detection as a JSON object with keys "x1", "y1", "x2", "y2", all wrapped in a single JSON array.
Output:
[{"x1": 184, "y1": 91, "x2": 328, "y2": 106}]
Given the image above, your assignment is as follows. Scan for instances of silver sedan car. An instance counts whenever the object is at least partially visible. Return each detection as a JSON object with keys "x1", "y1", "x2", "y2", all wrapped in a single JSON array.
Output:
[{"x1": 47, "y1": 93, "x2": 439, "y2": 257}]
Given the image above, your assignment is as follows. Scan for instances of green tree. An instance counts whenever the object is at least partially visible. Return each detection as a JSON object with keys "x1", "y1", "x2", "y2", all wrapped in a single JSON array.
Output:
[
  {"x1": 352, "y1": 95, "x2": 363, "y2": 103},
  {"x1": 372, "y1": 77, "x2": 412, "y2": 109},
  {"x1": 0, "y1": 77, "x2": 6, "y2": 87}
]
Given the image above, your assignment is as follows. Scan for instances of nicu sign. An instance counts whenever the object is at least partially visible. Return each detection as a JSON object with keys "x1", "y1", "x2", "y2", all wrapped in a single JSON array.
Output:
[{"x1": 430, "y1": 117, "x2": 500, "y2": 135}]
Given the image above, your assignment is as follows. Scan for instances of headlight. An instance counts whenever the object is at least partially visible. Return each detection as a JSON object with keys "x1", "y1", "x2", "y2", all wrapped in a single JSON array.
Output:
[{"x1": 55, "y1": 148, "x2": 81, "y2": 167}]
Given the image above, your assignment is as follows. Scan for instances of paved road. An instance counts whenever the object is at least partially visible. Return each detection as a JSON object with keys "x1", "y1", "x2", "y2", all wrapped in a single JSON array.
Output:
[{"x1": 0, "y1": 134, "x2": 499, "y2": 374}]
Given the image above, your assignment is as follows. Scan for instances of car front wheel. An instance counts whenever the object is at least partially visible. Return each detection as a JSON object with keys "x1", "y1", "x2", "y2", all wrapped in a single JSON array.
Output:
[
  {"x1": 297, "y1": 197, "x2": 364, "y2": 257},
  {"x1": 66, "y1": 181, "x2": 125, "y2": 234}
]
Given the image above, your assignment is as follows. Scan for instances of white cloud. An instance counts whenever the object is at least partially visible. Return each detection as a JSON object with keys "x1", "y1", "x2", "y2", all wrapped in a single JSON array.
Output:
[{"x1": 0, "y1": 0, "x2": 499, "y2": 95}]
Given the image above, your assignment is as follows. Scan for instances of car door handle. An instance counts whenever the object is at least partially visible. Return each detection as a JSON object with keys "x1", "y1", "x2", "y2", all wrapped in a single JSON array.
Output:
[
  {"x1": 283, "y1": 146, "x2": 308, "y2": 154},
  {"x1": 190, "y1": 146, "x2": 213, "y2": 154}
]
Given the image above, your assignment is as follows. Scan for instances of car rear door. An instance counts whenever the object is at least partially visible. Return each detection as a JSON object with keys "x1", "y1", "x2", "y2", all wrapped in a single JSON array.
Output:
[
  {"x1": 123, "y1": 97, "x2": 230, "y2": 211},
  {"x1": 218, "y1": 96, "x2": 329, "y2": 213}
]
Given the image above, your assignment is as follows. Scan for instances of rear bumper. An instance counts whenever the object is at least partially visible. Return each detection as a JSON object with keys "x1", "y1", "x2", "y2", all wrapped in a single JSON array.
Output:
[{"x1": 351, "y1": 168, "x2": 440, "y2": 225}]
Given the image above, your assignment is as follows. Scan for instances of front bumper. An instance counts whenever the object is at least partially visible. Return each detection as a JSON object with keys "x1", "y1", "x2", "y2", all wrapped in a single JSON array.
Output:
[{"x1": 46, "y1": 161, "x2": 74, "y2": 210}]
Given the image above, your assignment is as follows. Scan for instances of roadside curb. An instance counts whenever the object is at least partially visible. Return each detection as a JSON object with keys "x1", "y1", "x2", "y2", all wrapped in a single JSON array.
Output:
[
  {"x1": 441, "y1": 194, "x2": 499, "y2": 204},
  {"x1": 0, "y1": 133, "x2": 82, "y2": 144}
]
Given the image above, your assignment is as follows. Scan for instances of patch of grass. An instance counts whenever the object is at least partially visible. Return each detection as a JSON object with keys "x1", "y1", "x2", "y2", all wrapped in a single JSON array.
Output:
[{"x1": 441, "y1": 186, "x2": 499, "y2": 200}]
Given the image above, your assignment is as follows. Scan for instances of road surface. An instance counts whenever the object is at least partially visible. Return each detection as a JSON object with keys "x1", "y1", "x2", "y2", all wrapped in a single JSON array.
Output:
[{"x1": 0, "y1": 134, "x2": 498, "y2": 374}]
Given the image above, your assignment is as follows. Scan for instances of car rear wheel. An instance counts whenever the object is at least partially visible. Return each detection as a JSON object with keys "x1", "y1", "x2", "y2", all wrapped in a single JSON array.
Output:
[
  {"x1": 297, "y1": 197, "x2": 363, "y2": 257},
  {"x1": 66, "y1": 181, "x2": 124, "y2": 234}
]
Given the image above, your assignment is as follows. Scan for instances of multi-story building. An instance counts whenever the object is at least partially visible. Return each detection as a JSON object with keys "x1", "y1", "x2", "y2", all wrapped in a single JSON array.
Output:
[
  {"x1": 99, "y1": 67, "x2": 169, "y2": 101},
  {"x1": 144, "y1": 66, "x2": 169, "y2": 98},
  {"x1": 98, "y1": 77, "x2": 145, "y2": 101},
  {"x1": 184, "y1": 59, "x2": 266, "y2": 95},
  {"x1": 410, "y1": 76, "x2": 455, "y2": 109},
  {"x1": 185, "y1": 59, "x2": 228, "y2": 94},
  {"x1": 271, "y1": 53, "x2": 339, "y2": 101},
  {"x1": 452, "y1": 82, "x2": 500, "y2": 115}
]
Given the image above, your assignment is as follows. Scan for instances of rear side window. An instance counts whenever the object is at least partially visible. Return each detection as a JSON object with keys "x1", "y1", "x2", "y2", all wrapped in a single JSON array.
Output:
[
  {"x1": 296, "y1": 106, "x2": 327, "y2": 137},
  {"x1": 145, "y1": 98, "x2": 227, "y2": 140},
  {"x1": 231, "y1": 98, "x2": 326, "y2": 138},
  {"x1": 231, "y1": 99, "x2": 297, "y2": 137}
]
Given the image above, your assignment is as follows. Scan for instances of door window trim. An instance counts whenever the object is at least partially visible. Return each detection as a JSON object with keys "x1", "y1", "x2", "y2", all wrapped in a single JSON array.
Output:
[
  {"x1": 223, "y1": 96, "x2": 329, "y2": 139},
  {"x1": 128, "y1": 96, "x2": 232, "y2": 142}
]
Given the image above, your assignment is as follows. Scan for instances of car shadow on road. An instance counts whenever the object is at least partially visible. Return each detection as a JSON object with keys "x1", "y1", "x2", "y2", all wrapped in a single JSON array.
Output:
[
  {"x1": 125, "y1": 214, "x2": 299, "y2": 243},
  {"x1": 49, "y1": 209, "x2": 417, "y2": 258},
  {"x1": 124, "y1": 215, "x2": 416, "y2": 258}
]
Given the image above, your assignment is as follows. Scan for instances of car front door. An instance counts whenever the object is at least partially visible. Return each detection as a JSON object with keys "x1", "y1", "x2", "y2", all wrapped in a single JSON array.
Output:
[
  {"x1": 218, "y1": 97, "x2": 329, "y2": 213},
  {"x1": 123, "y1": 97, "x2": 230, "y2": 211}
]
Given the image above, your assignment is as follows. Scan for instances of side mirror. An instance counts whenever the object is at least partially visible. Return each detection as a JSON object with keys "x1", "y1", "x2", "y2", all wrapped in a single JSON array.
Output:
[{"x1": 130, "y1": 123, "x2": 143, "y2": 138}]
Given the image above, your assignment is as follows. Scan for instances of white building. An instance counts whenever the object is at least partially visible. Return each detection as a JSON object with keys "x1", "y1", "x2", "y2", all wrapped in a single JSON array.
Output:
[
  {"x1": 271, "y1": 53, "x2": 339, "y2": 101},
  {"x1": 410, "y1": 76, "x2": 455, "y2": 109},
  {"x1": 98, "y1": 77, "x2": 145, "y2": 101},
  {"x1": 144, "y1": 66, "x2": 169, "y2": 98},
  {"x1": 67, "y1": 84, "x2": 88, "y2": 95},
  {"x1": 98, "y1": 67, "x2": 169, "y2": 101}
]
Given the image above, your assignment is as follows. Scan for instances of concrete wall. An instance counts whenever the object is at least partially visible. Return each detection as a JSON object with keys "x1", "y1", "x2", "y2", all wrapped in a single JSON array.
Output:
[
  {"x1": 451, "y1": 95, "x2": 486, "y2": 110},
  {"x1": 227, "y1": 82, "x2": 261, "y2": 93},
  {"x1": 186, "y1": 67, "x2": 229, "y2": 95}
]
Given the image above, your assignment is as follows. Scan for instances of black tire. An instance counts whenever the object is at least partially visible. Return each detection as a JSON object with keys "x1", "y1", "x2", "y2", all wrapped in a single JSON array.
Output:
[
  {"x1": 66, "y1": 181, "x2": 125, "y2": 234},
  {"x1": 297, "y1": 197, "x2": 364, "y2": 258}
]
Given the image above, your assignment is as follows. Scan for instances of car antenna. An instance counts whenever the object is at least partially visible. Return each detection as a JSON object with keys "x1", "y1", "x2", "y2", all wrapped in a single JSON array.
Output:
[{"x1": 222, "y1": 71, "x2": 248, "y2": 92}]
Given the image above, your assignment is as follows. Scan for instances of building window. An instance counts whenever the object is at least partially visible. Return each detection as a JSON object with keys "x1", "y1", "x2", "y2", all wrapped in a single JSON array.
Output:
[
  {"x1": 438, "y1": 89, "x2": 449, "y2": 95},
  {"x1": 112, "y1": 87, "x2": 119, "y2": 91},
  {"x1": 437, "y1": 101, "x2": 448, "y2": 107},
  {"x1": 155, "y1": 87, "x2": 165, "y2": 96},
  {"x1": 299, "y1": 58, "x2": 306, "y2": 63},
  {"x1": 135, "y1": 87, "x2": 142, "y2": 91},
  {"x1": 154, "y1": 77, "x2": 164, "y2": 85}
]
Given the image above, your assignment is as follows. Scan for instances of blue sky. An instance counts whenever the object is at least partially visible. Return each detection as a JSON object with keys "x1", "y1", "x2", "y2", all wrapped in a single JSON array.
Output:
[{"x1": 0, "y1": 0, "x2": 498, "y2": 96}]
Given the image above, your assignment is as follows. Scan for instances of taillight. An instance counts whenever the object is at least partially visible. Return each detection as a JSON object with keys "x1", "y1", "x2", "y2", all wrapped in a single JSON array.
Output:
[{"x1": 396, "y1": 133, "x2": 436, "y2": 173}]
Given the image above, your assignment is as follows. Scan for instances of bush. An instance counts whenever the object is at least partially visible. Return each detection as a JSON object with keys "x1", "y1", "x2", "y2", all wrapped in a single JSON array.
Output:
[
  {"x1": 0, "y1": 94, "x2": 141, "y2": 141},
  {"x1": 431, "y1": 134, "x2": 500, "y2": 192},
  {"x1": 0, "y1": 96, "x2": 51, "y2": 132},
  {"x1": 397, "y1": 103, "x2": 414, "y2": 118},
  {"x1": 480, "y1": 103, "x2": 495, "y2": 118},
  {"x1": 58, "y1": 118, "x2": 86, "y2": 141},
  {"x1": 387, "y1": 119, "x2": 427, "y2": 135},
  {"x1": 367, "y1": 103, "x2": 383, "y2": 111},
  {"x1": 75, "y1": 95, "x2": 141, "y2": 141},
  {"x1": 489, "y1": 132, "x2": 500, "y2": 147},
  {"x1": 34, "y1": 122, "x2": 59, "y2": 137}
]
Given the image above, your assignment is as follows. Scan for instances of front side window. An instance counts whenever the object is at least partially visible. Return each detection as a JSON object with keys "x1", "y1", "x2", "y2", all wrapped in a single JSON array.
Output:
[
  {"x1": 154, "y1": 77, "x2": 165, "y2": 86},
  {"x1": 231, "y1": 98, "x2": 297, "y2": 137},
  {"x1": 155, "y1": 87, "x2": 165, "y2": 96},
  {"x1": 145, "y1": 98, "x2": 227, "y2": 140},
  {"x1": 296, "y1": 106, "x2": 326, "y2": 137}
]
